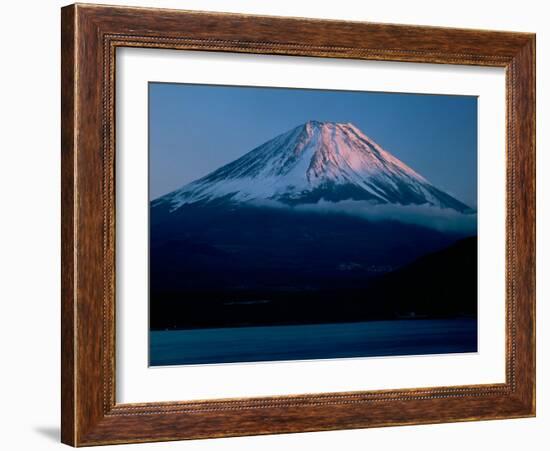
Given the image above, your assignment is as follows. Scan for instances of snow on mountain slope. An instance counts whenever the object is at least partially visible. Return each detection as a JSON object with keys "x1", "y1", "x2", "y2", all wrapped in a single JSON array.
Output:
[{"x1": 154, "y1": 121, "x2": 472, "y2": 213}]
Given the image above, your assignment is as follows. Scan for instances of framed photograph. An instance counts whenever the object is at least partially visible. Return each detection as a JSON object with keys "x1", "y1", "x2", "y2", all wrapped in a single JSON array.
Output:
[{"x1": 61, "y1": 3, "x2": 536, "y2": 446}]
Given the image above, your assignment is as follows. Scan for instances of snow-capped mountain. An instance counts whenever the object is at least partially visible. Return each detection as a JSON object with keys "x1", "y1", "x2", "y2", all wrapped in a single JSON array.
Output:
[{"x1": 154, "y1": 121, "x2": 471, "y2": 213}]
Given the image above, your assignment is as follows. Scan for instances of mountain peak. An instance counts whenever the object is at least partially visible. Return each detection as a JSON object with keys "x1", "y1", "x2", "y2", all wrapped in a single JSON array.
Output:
[
  {"x1": 303, "y1": 120, "x2": 356, "y2": 132},
  {"x1": 303, "y1": 119, "x2": 351, "y2": 126},
  {"x1": 156, "y1": 121, "x2": 471, "y2": 213}
]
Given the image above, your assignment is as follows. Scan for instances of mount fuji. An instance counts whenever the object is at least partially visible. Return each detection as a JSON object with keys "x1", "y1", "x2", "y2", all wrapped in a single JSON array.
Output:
[
  {"x1": 153, "y1": 120, "x2": 471, "y2": 213},
  {"x1": 149, "y1": 121, "x2": 477, "y2": 330}
]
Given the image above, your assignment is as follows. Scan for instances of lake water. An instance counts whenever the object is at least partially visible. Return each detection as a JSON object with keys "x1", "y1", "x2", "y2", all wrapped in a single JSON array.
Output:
[{"x1": 149, "y1": 318, "x2": 477, "y2": 366}]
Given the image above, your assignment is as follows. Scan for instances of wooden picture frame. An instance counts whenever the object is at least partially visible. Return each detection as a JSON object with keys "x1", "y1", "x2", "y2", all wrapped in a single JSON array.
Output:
[{"x1": 61, "y1": 3, "x2": 535, "y2": 446}]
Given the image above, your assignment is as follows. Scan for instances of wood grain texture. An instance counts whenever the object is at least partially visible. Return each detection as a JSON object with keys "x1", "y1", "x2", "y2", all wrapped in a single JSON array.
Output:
[
  {"x1": 60, "y1": 5, "x2": 76, "y2": 446},
  {"x1": 61, "y1": 3, "x2": 536, "y2": 446}
]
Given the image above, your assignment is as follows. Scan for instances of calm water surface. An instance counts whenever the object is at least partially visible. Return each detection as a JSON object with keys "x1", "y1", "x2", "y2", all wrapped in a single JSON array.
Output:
[{"x1": 149, "y1": 318, "x2": 477, "y2": 366}]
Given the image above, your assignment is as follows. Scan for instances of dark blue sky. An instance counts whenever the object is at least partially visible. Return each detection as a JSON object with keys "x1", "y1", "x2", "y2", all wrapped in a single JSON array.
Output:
[{"x1": 149, "y1": 82, "x2": 477, "y2": 206}]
